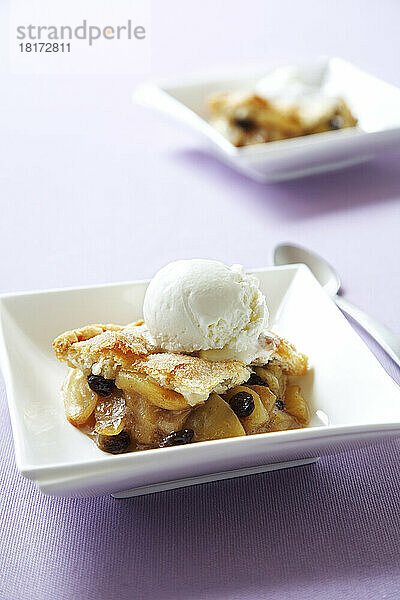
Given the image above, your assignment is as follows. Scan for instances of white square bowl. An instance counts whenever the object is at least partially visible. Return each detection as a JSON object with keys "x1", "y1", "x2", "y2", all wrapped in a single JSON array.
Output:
[
  {"x1": 0, "y1": 265, "x2": 399, "y2": 498},
  {"x1": 134, "y1": 57, "x2": 400, "y2": 182}
]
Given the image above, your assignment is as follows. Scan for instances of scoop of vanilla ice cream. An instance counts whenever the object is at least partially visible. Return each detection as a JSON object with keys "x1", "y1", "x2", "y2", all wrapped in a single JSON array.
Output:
[
  {"x1": 143, "y1": 259, "x2": 269, "y2": 363},
  {"x1": 256, "y1": 65, "x2": 340, "y2": 129}
]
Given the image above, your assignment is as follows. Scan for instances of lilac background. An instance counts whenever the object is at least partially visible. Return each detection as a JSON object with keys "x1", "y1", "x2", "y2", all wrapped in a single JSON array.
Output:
[{"x1": 1, "y1": 1, "x2": 400, "y2": 598}]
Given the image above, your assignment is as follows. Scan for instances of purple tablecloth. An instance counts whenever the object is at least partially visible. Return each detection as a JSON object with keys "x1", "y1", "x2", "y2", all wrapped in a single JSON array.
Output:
[{"x1": 1, "y1": 1, "x2": 400, "y2": 598}]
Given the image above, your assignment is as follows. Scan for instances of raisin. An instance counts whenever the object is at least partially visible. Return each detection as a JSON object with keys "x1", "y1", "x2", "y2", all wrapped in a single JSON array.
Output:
[
  {"x1": 228, "y1": 392, "x2": 255, "y2": 417},
  {"x1": 329, "y1": 115, "x2": 344, "y2": 130},
  {"x1": 233, "y1": 117, "x2": 255, "y2": 131},
  {"x1": 98, "y1": 430, "x2": 131, "y2": 454},
  {"x1": 160, "y1": 429, "x2": 194, "y2": 448},
  {"x1": 87, "y1": 374, "x2": 115, "y2": 397},
  {"x1": 275, "y1": 399, "x2": 285, "y2": 410},
  {"x1": 247, "y1": 373, "x2": 268, "y2": 387}
]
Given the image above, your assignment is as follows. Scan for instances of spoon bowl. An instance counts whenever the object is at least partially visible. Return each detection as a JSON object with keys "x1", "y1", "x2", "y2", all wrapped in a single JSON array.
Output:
[{"x1": 274, "y1": 244, "x2": 341, "y2": 297}]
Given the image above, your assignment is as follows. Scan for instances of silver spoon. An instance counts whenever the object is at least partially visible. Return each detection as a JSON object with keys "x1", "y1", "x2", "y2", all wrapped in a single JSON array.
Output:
[{"x1": 274, "y1": 243, "x2": 400, "y2": 368}]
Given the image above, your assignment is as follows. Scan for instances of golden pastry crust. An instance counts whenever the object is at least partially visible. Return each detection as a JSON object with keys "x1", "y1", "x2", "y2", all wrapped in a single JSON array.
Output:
[
  {"x1": 53, "y1": 322, "x2": 154, "y2": 364},
  {"x1": 53, "y1": 322, "x2": 307, "y2": 406},
  {"x1": 53, "y1": 322, "x2": 251, "y2": 406},
  {"x1": 53, "y1": 323, "x2": 125, "y2": 356},
  {"x1": 271, "y1": 336, "x2": 308, "y2": 376},
  {"x1": 125, "y1": 352, "x2": 249, "y2": 399}
]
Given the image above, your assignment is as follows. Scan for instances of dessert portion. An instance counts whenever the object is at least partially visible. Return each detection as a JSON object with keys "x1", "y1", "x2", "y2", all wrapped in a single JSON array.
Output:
[
  {"x1": 207, "y1": 66, "x2": 358, "y2": 147},
  {"x1": 53, "y1": 260, "x2": 310, "y2": 454}
]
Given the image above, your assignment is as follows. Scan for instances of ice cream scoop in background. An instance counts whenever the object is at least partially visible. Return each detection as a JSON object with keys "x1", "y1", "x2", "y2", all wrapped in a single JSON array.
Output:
[
  {"x1": 256, "y1": 65, "x2": 343, "y2": 129},
  {"x1": 143, "y1": 259, "x2": 273, "y2": 364}
]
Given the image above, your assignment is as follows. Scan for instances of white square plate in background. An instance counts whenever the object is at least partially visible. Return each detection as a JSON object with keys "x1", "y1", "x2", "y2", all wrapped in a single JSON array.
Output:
[{"x1": 133, "y1": 57, "x2": 400, "y2": 182}]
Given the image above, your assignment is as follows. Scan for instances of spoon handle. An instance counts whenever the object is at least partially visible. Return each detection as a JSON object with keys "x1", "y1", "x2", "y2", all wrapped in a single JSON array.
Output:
[{"x1": 335, "y1": 296, "x2": 400, "y2": 368}]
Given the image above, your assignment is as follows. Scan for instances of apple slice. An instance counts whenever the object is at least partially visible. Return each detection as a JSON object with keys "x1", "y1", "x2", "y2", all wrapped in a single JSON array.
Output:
[
  {"x1": 224, "y1": 386, "x2": 270, "y2": 434},
  {"x1": 268, "y1": 410, "x2": 299, "y2": 432},
  {"x1": 185, "y1": 393, "x2": 245, "y2": 442},
  {"x1": 125, "y1": 393, "x2": 191, "y2": 445},
  {"x1": 248, "y1": 385, "x2": 276, "y2": 413},
  {"x1": 284, "y1": 385, "x2": 309, "y2": 425},
  {"x1": 115, "y1": 370, "x2": 189, "y2": 410},
  {"x1": 95, "y1": 394, "x2": 126, "y2": 436},
  {"x1": 62, "y1": 368, "x2": 98, "y2": 426}
]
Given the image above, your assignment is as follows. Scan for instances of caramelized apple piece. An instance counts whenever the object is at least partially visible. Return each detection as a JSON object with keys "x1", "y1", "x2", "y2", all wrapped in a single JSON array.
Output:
[
  {"x1": 185, "y1": 393, "x2": 245, "y2": 442},
  {"x1": 115, "y1": 370, "x2": 189, "y2": 410},
  {"x1": 95, "y1": 393, "x2": 126, "y2": 435},
  {"x1": 157, "y1": 409, "x2": 192, "y2": 438},
  {"x1": 124, "y1": 393, "x2": 191, "y2": 446},
  {"x1": 62, "y1": 368, "x2": 98, "y2": 426},
  {"x1": 248, "y1": 385, "x2": 276, "y2": 413},
  {"x1": 284, "y1": 385, "x2": 309, "y2": 425},
  {"x1": 254, "y1": 366, "x2": 279, "y2": 393},
  {"x1": 268, "y1": 410, "x2": 299, "y2": 432},
  {"x1": 124, "y1": 393, "x2": 161, "y2": 445},
  {"x1": 236, "y1": 386, "x2": 270, "y2": 434},
  {"x1": 224, "y1": 386, "x2": 269, "y2": 434},
  {"x1": 254, "y1": 365, "x2": 287, "y2": 401}
]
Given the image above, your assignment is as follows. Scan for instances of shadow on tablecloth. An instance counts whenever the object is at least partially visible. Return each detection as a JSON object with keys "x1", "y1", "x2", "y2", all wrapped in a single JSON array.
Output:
[{"x1": 172, "y1": 148, "x2": 400, "y2": 221}]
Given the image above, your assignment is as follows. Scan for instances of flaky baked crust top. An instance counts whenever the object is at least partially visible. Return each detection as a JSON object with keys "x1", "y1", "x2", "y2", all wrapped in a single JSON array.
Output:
[{"x1": 53, "y1": 321, "x2": 307, "y2": 406}]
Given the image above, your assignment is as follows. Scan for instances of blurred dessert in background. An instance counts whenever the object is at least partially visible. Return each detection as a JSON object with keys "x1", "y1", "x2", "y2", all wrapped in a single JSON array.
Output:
[{"x1": 207, "y1": 65, "x2": 358, "y2": 147}]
